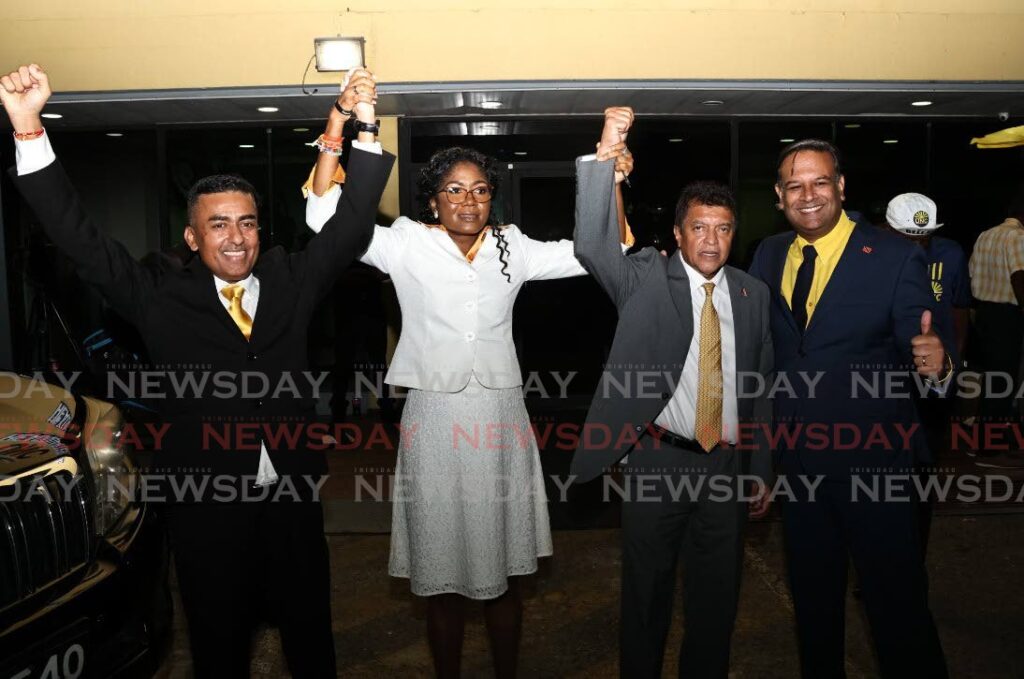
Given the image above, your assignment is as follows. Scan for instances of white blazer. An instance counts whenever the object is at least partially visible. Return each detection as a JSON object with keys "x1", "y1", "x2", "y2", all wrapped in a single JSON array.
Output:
[{"x1": 308, "y1": 190, "x2": 591, "y2": 391}]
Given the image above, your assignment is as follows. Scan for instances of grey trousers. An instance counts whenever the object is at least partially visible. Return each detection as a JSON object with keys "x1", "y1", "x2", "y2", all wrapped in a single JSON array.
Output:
[{"x1": 619, "y1": 442, "x2": 747, "y2": 679}]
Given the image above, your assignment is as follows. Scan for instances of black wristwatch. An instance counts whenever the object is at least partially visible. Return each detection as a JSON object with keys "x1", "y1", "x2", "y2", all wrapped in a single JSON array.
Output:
[{"x1": 352, "y1": 119, "x2": 380, "y2": 135}]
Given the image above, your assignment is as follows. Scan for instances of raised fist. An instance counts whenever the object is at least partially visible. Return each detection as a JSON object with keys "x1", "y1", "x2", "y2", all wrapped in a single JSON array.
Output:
[{"x1": 0, "y1": 64, "x2": 52, "y2": 131}]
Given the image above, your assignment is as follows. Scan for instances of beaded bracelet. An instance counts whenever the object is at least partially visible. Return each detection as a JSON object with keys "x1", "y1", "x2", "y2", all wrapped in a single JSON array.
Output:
[{"x1": 306, "y1": 133, "x2": 344, "y2": 156}]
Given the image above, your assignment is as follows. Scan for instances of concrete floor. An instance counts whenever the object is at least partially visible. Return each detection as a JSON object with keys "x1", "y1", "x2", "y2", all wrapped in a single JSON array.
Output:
[{"x1": 157, "y1": 512, "x2": 1024, "y2": 678}]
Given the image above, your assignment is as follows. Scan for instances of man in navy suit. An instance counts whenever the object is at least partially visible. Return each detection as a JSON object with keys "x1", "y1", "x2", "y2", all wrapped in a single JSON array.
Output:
[{"x1": 749, "y1": 140, "x2": 949, "y2": 678}]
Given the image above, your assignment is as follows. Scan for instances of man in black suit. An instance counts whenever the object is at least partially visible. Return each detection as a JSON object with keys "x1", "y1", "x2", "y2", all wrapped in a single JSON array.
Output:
[
  {"x1": 748, "y1": 140, "x2": 949, "y2": 678},
  {"x1": 571, "y1": 108, "x2": 774, "y2": 678},
  {"x1": 2, "y1": 64, "x2": 393, "y2": 677}
]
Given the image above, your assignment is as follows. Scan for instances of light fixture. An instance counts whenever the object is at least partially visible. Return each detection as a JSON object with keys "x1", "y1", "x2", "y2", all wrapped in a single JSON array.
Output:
[
  {"x1": 106, "y1": 132, "x2": 123, "y2": 137},
  {"x1": 314, "y1": 36, "x2": 366, "y2": 72},
  {"x1": 258, "y1": 106, "x2": 279, "y2": 113},
  {"x1": 780, "y1": 138, "x2": 795, "y2": 143},
  {"x1": 911, "y1": 101, "x2": 932, "y2": 107},
  {"x1": 514, "y1": 151, "x2": 528, "y2": 156},
  {"x1": 844, "y1": 123, "x2": 862, "y2": 129},
  {"x1": 668, "y1": 138, "x2": 684, "y2": 143},
  {"x1": 883, "y1": 139, "x2": 899, "y2": 144},
  {"x1": 479, "y1": 101, "x2": 503, "y2": 110},
  {"x1": 293, "y1": 127, "x2": 310, "y2": 132},
  {"x1": 41, "y1": 112, "x2": 62, "y2": 119},
  {"x1": 701, "y1": 100, "x2": 724, "y2": 106},
  {"x1": 239, "y1": 144, "x2": 255, "y2": 149}
]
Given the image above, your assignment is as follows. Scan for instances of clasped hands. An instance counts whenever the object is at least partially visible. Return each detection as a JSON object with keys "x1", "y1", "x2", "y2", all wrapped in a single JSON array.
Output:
[
  {"x1": 595, "y1": 106, "x2": 635, "y2": 184},
  {"x1": 333, "y1": 68, "x2": 378, "y2": 125}
]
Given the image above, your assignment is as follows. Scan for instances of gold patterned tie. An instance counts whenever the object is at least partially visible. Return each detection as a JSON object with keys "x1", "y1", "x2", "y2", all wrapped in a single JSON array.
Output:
[
  {"x1": 694, "y1": 282, "x2": 723, "y2": 452},
  {"x1": 221, "y1": 284, "x2": 253, "y2": 341}
]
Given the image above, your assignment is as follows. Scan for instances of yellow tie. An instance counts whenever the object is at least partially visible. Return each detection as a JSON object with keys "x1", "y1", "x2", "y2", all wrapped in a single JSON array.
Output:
[
  {"x1": 694, "y1": 282, "x2": 723, "y2": 452},
  {"x1": 221, "y1": 283, "x2": 253, "y2": 341}
]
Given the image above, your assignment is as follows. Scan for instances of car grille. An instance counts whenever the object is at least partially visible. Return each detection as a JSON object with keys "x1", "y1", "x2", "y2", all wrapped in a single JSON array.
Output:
[{"x1": 0, "y1": 470, "x2": 91, "y2": 610}]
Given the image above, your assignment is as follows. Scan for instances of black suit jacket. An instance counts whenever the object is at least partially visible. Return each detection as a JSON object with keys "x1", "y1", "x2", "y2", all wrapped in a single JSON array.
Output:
[
  {"x1": 569, "y1": 157, "x2": 774, "y2": 484},
  {"x1": 12, "y1": 148, "x2": 395, "y2": 491}
]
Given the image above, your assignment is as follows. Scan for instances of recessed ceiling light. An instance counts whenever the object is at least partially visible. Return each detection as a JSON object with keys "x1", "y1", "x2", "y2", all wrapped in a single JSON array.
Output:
[
  {"x1": 513, "y1": 151, "x2": 528, "y2": 156},
  {"x1": 911, "y1": 101, "x2": 932, "y2": 107},
  {"x1": 41, "y1": 112, "x2": 62, "y2": 119},
  {"x1": 239, "y1": 144, "x2": 255, "y2": 149},
  {"x1": 668, "y1": 138, "x2": 684, "y2": 143},
  {"x1": 106, "y1": 132, "x2": 123, "y2": 137},
  {"x1": 780, "y1": 138, "x2": 795, "y2": 143},
  {"x1": 257, "y1": 106, "x2": 279, "y2": 113},
  {"x1": 844, "y1": 123, "x2": 861, "y2": 129},
  {"x1": 293, "y1": 127, "x2": 310, "y2": 132},
  {"x1": 883, "y1": 139, "x2": 899, "y2": 144},
  {"x1": 701, "y1": 100, "x2": 724, "y2": 107},
  {"x1": 479, "y1": 101, "x2": 503, "y2": 110}
]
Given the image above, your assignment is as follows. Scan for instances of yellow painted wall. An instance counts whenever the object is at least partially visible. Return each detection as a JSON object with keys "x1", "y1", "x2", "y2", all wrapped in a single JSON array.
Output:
[
  {"x1": 377, "y1": 117, "x2": 399, "y2": 223},
  {"x1": 2, "y1": 1, "x2": 1023, "y2": 92}
]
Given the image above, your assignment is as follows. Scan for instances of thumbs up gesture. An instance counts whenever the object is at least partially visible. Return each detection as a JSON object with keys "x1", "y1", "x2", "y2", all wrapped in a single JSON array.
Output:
[{"x1": 910, "y1": 310, "x2": 947, "y2": 380}]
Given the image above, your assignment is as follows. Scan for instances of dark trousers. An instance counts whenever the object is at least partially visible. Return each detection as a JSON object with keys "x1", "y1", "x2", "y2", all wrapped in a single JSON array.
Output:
[
  {"x1": 974, "y1": 301, "x2": 1024, "y2": 427},
  {"x1": 166, "y1": 499, "x2": 336, "y2": 679},
  {"x1": 782, "y1": 475, "x2": 947, "y2": 679},
  {"x1": 916, "y1": 395, "x2": 953, "y2": 558},
  {"x1": 620, "y1": 444, "x2": 746, "y2": 679}
]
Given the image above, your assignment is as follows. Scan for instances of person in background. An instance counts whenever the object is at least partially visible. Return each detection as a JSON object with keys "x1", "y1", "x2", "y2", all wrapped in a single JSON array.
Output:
[
  {"x1": 885, "y1": 191, "x2": 969, "y2": 556},
  {"x1": 886, "y1": 193, "x2": 970, "y2": 357},
  {"x1": 968, "y1": 184, "x2": 1024, "y2": 466}
]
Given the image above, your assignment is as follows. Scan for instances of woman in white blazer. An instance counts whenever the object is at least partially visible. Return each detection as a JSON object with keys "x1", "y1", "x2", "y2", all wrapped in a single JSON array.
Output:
[{"x1": 306, "y1": 79, "x2": 633, "y2": 678}]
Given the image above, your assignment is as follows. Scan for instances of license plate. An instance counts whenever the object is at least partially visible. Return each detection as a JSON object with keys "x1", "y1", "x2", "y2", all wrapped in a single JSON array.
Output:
[{"x1": 2, "y1": 624, "x2": 88, "y2": 679}]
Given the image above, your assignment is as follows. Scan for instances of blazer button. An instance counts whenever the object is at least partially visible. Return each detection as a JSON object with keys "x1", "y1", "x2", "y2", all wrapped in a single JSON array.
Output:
[
  {"x1": 247, "y1": 352, "x2": 258, "y2": 361},
  {"x1": 661, "y1": 392, "x2": 670, "y2": 400},
  {"x1": 635, "y1": 425, "x2": 643, "y2": 432}
]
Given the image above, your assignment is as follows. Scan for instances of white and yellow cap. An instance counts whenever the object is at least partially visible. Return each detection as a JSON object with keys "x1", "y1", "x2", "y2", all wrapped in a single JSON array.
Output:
[{"x1": 886, "y1": 192, "x2": 943, "y2": 237}]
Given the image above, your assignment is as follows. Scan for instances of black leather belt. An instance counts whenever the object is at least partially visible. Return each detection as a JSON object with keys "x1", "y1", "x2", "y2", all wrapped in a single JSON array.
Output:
[{"x1": 649, "y1": 423, "x2": 715, "y2": 454}]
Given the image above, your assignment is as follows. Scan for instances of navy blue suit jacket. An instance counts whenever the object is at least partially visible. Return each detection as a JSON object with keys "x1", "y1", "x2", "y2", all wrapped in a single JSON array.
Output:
[{"x1": 749, "y1": 222, "x2": 951, "y2": 478}]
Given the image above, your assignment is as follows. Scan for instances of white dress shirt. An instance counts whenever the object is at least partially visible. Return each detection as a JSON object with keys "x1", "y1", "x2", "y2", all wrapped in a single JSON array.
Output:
[
  {"x1": 654, "y1": 255, "x2": 739, "y2": 445},
  {"x1": 307, "y1": 189, "x2": 594, "y2": 391}
]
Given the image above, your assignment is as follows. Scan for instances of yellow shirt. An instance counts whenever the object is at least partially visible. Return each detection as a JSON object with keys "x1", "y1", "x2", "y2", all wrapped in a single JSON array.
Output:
[{"x1": 781, "y1": 211, "x2": 857, "y2": 325}]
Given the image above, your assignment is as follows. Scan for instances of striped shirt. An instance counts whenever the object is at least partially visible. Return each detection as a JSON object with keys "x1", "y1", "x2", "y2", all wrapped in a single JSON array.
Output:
[{"x1": 969, "y1": 218, "x2": 1024, "y2": 303}]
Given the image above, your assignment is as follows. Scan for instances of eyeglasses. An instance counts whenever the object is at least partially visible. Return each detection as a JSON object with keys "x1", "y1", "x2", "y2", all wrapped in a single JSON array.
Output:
[{"x1": 437, "y1": 186, "x2": 493, "y2": 204}]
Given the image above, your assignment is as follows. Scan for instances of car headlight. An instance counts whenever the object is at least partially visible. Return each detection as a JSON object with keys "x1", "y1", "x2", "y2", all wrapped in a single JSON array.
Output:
[{"x1": 80, "y1": 396, "x2": 135, "y2": 535}]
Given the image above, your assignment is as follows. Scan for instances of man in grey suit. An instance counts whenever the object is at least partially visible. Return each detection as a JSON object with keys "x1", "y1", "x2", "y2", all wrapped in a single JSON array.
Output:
[{"x1": 571, "y1": 108, "x2": 774, "y2": 678}]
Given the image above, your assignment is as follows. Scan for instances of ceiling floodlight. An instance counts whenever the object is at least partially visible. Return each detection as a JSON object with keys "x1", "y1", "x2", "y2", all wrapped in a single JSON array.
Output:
[{"x1": 314, "y1": 36, "x2": 366, "y2": 72}]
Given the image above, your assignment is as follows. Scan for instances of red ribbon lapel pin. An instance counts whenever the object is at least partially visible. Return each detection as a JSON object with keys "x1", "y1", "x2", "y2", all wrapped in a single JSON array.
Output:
[
  {"x1": 741, "y1": 287, "x2": 748, "y2": 297},
  {"x1": 862, "y1": 246, "x2": 873, "y2": 254}
]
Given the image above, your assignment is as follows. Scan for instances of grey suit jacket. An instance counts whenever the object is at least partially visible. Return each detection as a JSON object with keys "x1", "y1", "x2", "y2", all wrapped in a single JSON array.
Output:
[{"x1": 569, "y1": 157, "x2": 774, "y2": 484}]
